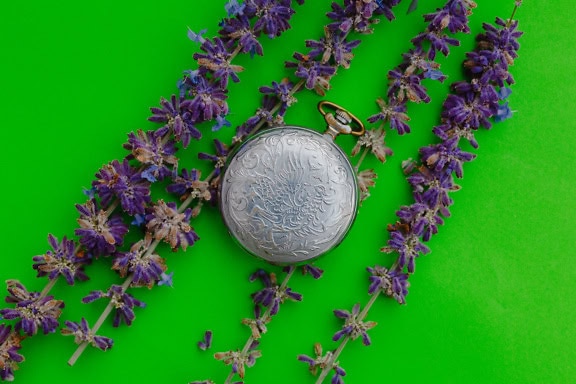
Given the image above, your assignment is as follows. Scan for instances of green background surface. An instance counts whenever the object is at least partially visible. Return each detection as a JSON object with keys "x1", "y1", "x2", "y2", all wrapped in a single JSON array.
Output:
[{"x1": 1, "y1": 1, "x2": 574, "y2": 383}]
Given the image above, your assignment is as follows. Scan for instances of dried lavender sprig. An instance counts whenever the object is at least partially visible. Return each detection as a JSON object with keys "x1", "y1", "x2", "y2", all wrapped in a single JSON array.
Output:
[
  {"x1": 215, "y1": 267, "x2": 300, "y2": 383},
  {"x1": 302, "y1": 5, "x2": 523, "y2": 382},
  {"x1": 285, "y1": 0, "x2": 400, "y2": 97},
  {"x1": 175, "y1": 0, "x2": 306, "y2": 134},
  {"x1": 0, "y1": 231, "x2": 93, "y2": 381},
  {"x1": 367, "y1": 0, "x2": 477, "y2": 136}
]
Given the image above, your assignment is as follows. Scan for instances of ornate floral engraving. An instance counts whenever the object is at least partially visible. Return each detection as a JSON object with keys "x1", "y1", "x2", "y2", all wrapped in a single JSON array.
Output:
[{"x1": 220, "y1": 127, "x2": 358, "y2": 264}]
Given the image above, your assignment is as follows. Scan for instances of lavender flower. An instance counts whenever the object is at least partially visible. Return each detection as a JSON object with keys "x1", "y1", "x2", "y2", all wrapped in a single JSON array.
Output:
[
  {"x1": 495, "y1": 100, "x2": 513, "y2": 122},
  {"x1": 480, "y1": 17, "x2": 522, "y2": 65},
  {"x1": 124, "y1": 129, "x2": 178, "y2": 182},
  {"x1": 396, "y1": 202, "x2": 445, "y2": 242},
  {"x1": 332, "y1": 303, "x2": 377, "y2": 346},
  {"x1": 241, "y1": 305, "x2": 269, "y2": 339},
  {"x1": 146, "y1": 200, "x2": 199, "y2": 251},
  {"x1": 225, "y1": 0, "x2": 246, "y2": 17},
  {"x1": 331, "y1": 365, "x2": 346, "y2": 384},
  {"x1": 351, "y1": 126, "x2": 393, "y2": 162},
  {"x1": 32, "y1": 234, "x2": 89, "y2": 285},
  {"x1": 157, "y1": 271, "x2": 174, "y2": 287},
  {"x1": 419, "y1": 136, "x2": 476, "y2": 178},
  {"x1": 367, "y1": 265, "x2": 409, "y2": 304},
  {"x1": 387, "y1": 69, "x2": 430, "y2": 103},
  {"x1": 432, "y1": 120, "x2": 479, "y2": 148},
  {"x1": 464, "y1": 50, "x2": 513, "y2": 87},
  {"x1": 367, "y1": 97, "x2": 411, "y2": 134},
  {"x1": 75, "y1": 200, "x2": 128, "y2": 257},
  {"x1": 93, "y1": 159, "x2": 151, "y2": 215},
  {"x1": 148, "y1": 95, "x2": 202, "y2": 148},
  {"x1": 298, "y1": 342, "x2": 345, "y2": 378},
  {"x1": 197, "y1": 330, "x2": 213, "y2": 351},
  {"x1": 327, "y1": 0, "x2": 397, "y2": 33},
  {"x1": 187, "y1": 28, "x2": 207, "y2": 44},
  {"x1": 214, "y1": 340, "x2": 261, "y2": 379},
  {"x1": 198, "y1": 139, "x2": 229, "y2": 177},
  {"x1": 61, "y1": 318, "x2": 113, "y2": 351},
  {"x1": 258, "y1": 79, "x2": 297, "y2": 117},
  {"x1": 0, "y1": 280, "x2": 64, "y2": 336},
  {"x1": 285, "y1": 52, "x2": 336, "y2": 95},
  {"x1": 250, "y1": 269, "x2": 302, "y2": 316},
  {"x1": 212, "y1": 114, "x2": 232, "y2": 131},
  {"x1": 187, "y1": 76, "x2": 229, "y2": 122},
  {"x1": 411, "y1": 0, "x2": 473, "y2": 60},
  {"x1": 382, "y1": 226, "x2": 430, "y2": 273},
  {"x1": 82, "y1": 285, "x2": 145, "y2": 327},
  {"x1": 244, "y1": 0, "x2": 297, "y2": 38},
  {"x1": 194, "y1": 37, "x2": 244, "y2": 88},
  {"x1": 112, "y1": 235, "x2": 167, "y2": 288},
  {"x1": 166, "y1": 168, "x2": 212, "y2": 204},
  {"x1": 442, "y1": 92, "x2": 494, "y2": 130},
  {"x1": 306, "y1": 27, "x2": 361, "y2": 69},
  {"x1": 299, "y1": 264, "x2": 324, "y2": 280},
  {"x1": 358, "y1": 169, "x2": 378, "y2": 201},
  {"x1": 422, "y1": 0, "x2": 474, "y2": 34},
  {"x1": 219, "y1": 14, "x2": 263, "y2": 56},
  {"x1": 0, "y1": 325, "x2": 24, "y2": 382},
  {"x1": 407, "y1": 165, "x2": 458, "y2": 209}
]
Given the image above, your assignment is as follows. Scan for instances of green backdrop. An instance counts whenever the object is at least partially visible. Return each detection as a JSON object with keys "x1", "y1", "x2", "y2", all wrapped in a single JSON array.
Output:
[{"x1": 1, "y1": 1, "x2": 575, "y2": 383}]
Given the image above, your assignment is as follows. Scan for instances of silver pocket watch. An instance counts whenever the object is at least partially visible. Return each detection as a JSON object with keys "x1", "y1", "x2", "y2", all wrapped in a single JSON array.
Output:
[{"x1": 219, "y1": 101, "x2": 365, "y2": 265}]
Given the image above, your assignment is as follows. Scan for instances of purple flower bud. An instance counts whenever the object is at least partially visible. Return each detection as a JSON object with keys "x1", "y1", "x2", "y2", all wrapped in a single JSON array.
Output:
[
  {"x1": 0, "y1": 280, "x2": 64, "y2": 336},
  {"x1": 75, "y1": 200, "x2": 128, "y2": 257},
  {"x1": 32, "y1": 234, "x2": 89, "y2": 285},
  {"x1": 62, "y1": 318, "x2": 113, "y2": 351}
]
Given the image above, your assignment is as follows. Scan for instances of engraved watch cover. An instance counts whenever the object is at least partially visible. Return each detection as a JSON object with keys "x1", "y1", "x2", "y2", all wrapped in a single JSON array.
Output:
[{"x1": 219, "y1": 126, "x2": 358, "y2": 264}]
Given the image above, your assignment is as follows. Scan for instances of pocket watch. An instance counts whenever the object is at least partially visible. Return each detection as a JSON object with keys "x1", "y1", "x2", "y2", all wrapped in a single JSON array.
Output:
[{"x1": 219, "y1": 101, "x2": 364, "y2": 265}]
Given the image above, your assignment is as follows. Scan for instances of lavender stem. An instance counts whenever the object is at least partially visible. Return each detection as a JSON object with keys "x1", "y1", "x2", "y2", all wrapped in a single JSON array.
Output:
[
  {"x1": 315, "y1": 292, "x2": 380, "y2": 384},
  {"x1": 223, "y1": 266, "x2": 296, "y2": 384}
]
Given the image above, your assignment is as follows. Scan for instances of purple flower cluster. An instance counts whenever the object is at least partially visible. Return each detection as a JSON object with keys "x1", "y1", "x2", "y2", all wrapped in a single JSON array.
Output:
[
  {"x1": 123, "y1": 129, "x2": 178, "y2": 182},
  {"x1": 198, "y1": 139, "x2": 230, "y2": 177},
  {"x1": 367, "y1": 265, "x2": 409, "y2": 304},
  {"x1": 61, "y1": 318, "x2": 113, "y2": 351},
  {"x1": 0, "y1": 280, "x2": 64, "y2": 336},
  {"x1": 32, "y1": 234, "x2": 89, "y2": 285},
  {"x1": 146, "y1": 200, "x2": 199, "y2": 251},
  {"x1": 367, "y1": 0, "x2": 476, "y2": 135},
  {"x1": 0, "y1": 325, "x2": 24, "y2": 382},
  {"x1": 214, "y1": 340, "x2": 261, "y2": 379},
  {"x1": 149, "y1": 95, "x2": 202, "y2": 148},
  {"x1": 298, "y1": 342, "x2": 346, "y2": 382},
  {"x1": 82, "y1": 285, "x2": 145, "y2": 327},
  {"x1": 75, "y1": 200, "x2": 128, "y2": 257},
  {"x1": 112, "y1": 235, "x2": 167, "y2": 288},
  {"x1": 380, "y1": 17, "x2": 522, "y2": 297},
  {"x1": 93, "y1": 159, "x2": 151, "y2": 215},
  {"x1": 197, "y1": 330, "x2": 213, "y2": 351},
  {"x1": 249, "y1": 268, "x2": 302, "y2": 316},
  {"x1": 166, "y1": 168, "x2": 214, "y2": 217},
  {"x1": 327, "y1": 0, "x2": 401, "y2": 34},
  {"x1": 332, "y1": 303, "x2": 377, "y2": 346}
]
